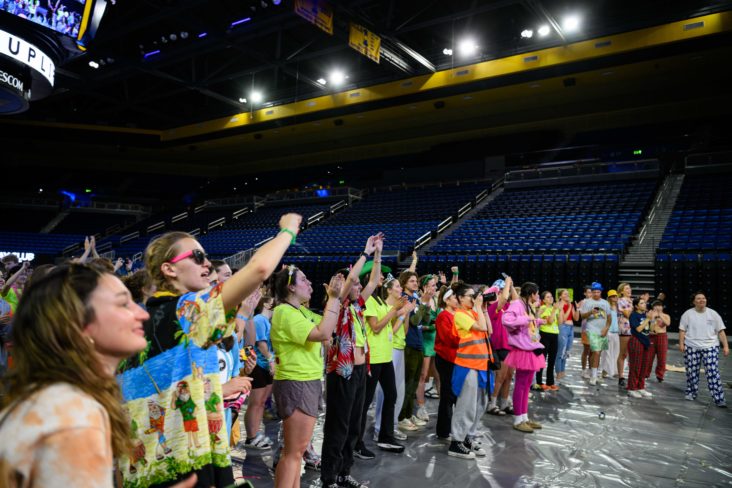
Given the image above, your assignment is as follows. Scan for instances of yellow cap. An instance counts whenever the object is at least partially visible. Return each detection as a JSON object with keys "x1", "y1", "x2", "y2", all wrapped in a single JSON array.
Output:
[{"x1": 607, "y1": 289, "x2": 618, "y2": 297}]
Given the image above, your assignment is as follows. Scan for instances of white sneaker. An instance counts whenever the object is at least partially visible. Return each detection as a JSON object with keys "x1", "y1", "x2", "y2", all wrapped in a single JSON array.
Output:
[
  {"x1": 589, "y1": 377, "x2": 597, "y2": 386},
  {"x1": 639, "y1": 389, "x2": 653, "y2": 398},
  {"x1": 393, "y1": 429, "x2": 407, "y2": 441},
  {"x1": 398, "y1": 418, "x2": 419, "y2": 431},
  {"x1": 581, "y1": 369, "x2": 590, "y2": 379},
  {"x1": 685, "y1": 394, "x2": 695, "y2": 401},
  {"x1": 628, "y1": 390, "x2": 642, "y2": 398},
  {"x1": 373, "y1": 430, "x2": 379, "y2": 442},
  {"x1": 416, "y1": 406, "x2": 429, "y2": 422},
  {"x1": 410, "y1": 415, "x2": 427, "y2": 427}
]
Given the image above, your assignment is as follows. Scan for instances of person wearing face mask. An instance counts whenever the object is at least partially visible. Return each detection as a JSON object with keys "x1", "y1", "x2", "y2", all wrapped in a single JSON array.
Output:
[
  {"x1": 502, "y1": 282, "x2": 545, "y2": 434},
  {"x1": 448, "y1": 283, "x2": 491, "y2": 459},
  {"x1": 679, "y1": 292, "x2": 729, "y2": 407},
  {"x1": 117, "y1": 214, "x2": 301, "y2": 488},
  {"x1": 0, "y1": 263, "x2": 196, "y2": 488}
]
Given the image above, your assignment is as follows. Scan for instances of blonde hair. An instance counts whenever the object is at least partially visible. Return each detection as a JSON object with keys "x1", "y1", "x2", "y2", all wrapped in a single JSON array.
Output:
[
  {"x1": 556, "y1": 288, "x2": 569, "y2": 301},
  {"x1": 617, "y1": 282, "x2": 631, "y2": 296},
  {"x1": 144, "y1": 231, "x2": 194, "y2": 294},
  {"x1": 0, "y1": 263, "x2": 132, "y2": 458}
]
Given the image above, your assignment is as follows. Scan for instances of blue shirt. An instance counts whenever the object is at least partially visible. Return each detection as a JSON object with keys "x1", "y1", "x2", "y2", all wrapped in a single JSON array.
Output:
[
  {"x1": 609, "y1": 307, "x2": 619, "y2": 334},
  {"x1": 253, "y1": 314, "x2": 273, "y2": 370},
  {"x1": 630, "y1": 311, "x2": 650, "y2": 348}
]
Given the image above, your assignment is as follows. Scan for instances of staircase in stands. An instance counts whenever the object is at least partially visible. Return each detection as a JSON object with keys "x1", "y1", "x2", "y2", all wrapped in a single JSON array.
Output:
[{"x1": 619, "y1": 173, "x2": 685, "y2": 294}]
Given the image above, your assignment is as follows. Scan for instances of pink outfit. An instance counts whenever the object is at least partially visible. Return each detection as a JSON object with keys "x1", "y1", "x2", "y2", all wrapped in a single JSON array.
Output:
[
  {"x1": 502, "y1": 299, "x2": 546, "y2": 372},
  {"x1": 487, "y1": 301, "x2": 511, "y2": 351},
  {"x1": 513, "y1": 370, "x2": 534, "y2": 415}
]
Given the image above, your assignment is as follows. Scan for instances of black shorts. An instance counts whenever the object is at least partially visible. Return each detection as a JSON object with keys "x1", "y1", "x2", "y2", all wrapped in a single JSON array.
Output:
[
  {"x1": 250, "y1": 364, "x2": 273, "y2": 389},
  {"x1": 496, "y1": 348, "x2": 510, "y2": 361}
]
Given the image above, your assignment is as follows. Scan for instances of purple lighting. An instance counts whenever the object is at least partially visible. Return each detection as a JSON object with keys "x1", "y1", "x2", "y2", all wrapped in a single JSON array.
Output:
[
  {"x1": 198, "y1": 32, "x2": 208, "y2": 38},
  {"x1": 230, "y1": 17, "x2": 252, "y2": 27},
  {"x1": 143, "y1": 50, "x2": 161, "y2": 59}
]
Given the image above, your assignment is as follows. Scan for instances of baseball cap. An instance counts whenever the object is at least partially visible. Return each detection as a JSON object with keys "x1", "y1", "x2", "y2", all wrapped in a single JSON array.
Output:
[
  {"x1": 607, "y1": 289, "x2": 618, "y2": 297},
  {"x1": 492, "y1": 279, "x2": 506, "y2": 290},
  {"x1": 591, "y1": 282, "x2": 603, "y2": 291},
  {"x1": 359, "y1": 260, "x2": 392, "y2": 277},
  {"x1": 484, "y1": 286, "x2": 501, "y2": 295}
]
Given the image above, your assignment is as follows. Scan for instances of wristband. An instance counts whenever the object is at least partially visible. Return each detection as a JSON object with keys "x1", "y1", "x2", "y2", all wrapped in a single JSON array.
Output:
[
  {"x1": 361, "y1": 251, "x2": 371, "y2": 259},
  {"x1": 279, "y1": 228, "x2": 297, "y2": 244},
  {"x1": 236, "y1": 314, "x2": 251, "y2": 322}
]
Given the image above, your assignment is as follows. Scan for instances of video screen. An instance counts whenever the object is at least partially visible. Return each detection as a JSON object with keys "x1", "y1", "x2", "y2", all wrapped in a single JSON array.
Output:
[{"x1": 1, "y1": 0, "x2": 86, "y2": 37}]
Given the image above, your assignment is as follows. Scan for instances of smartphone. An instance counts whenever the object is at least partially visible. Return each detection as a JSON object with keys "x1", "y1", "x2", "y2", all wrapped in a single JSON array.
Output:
[{"x1": 501, "y1": 272, "x2": 509, "y2": 279}]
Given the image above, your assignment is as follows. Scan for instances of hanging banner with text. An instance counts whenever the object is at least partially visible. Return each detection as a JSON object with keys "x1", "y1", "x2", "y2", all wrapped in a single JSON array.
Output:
[
  {"x1": 348, "y1": 22, "x2": 381, "y2": 63},
  {"x1": 294, "y1": 0, "x2": 334, "y2": 35}
]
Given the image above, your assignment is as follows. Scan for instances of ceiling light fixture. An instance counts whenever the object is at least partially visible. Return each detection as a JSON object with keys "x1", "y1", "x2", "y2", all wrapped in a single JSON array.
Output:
[
  {"x1": 88, "y1": 60, "x2": 99, "y2": 69},
  {"x1": 317, "y1": 78, "x2": 327, "y2": 85},
  {"x1": 521, "y1": 29, "x2": 533, "y2": 39},
  {"x1": 239, "y1": 97, "x2": 247, "y2": 103},
  {"x1": 442, "y1": 48, "x2": 453, "y2": 56},
  {"x1": 457, "y1": 38, "x2": 478, "y2": 57},
  {"x1": 537, "y1": 25, "x2": 551, "y2": 37},
  {"x1": 562, "y1": 15, "x2": 580, "y2": 33},
  {"x1": 328, "y1": 70, "x2": 346, "y2": 87},
  {"x1": 250, "y1": 91, "x2": 263, "y2": 103},
  {"x1": 230, "y1": 17, "x2": 252, "y2": 27}
]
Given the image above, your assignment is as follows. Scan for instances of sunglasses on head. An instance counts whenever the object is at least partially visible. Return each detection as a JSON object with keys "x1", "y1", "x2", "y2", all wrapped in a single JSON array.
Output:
[{"x1": 169, "y1": 249, "x2": 209, "y2": 265}]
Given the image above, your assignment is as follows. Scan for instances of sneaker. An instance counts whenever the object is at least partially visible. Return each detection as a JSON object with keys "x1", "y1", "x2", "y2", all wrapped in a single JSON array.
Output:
[
  {"x1": 531, "y1": 383, "x2": 544, "y2": 391},
  {"x1": 337, "y1": 475, "x2": 367, "y2": 488},
  {"x1": 685, "y1": 394, "x2": 695, "y2": 401},
  {"x1": 618, "y1": 377, "x2": 626, "y2": 387},
  {"x1": 410, "y1": 415, "x2": 427, "y2": 427},
  {"x1": 512, "y1": 422, "x2": 533, "y2": 433},
  {"x1": 601, "y1": 371, "x2": 609, "y2": 378},
  {"x1": 447, "y1": 440, "x2": 476, "y2": 459},
  {"x1": 486, "y1": 405, "x2": 506, "y2": 416},
  {"x1": 589, "y1": 377, "x2": 598, "y2": 386},
  {"x1": 353, "y1": 446, "x2": 375, "y2": 460},
  {"x1": 398, "y1": 418, "x2": 419, "y2": 431},
  {"x1": 639, "y1": 389, "x2": 653, "y2": 398},
  {"x1": 377, "y1": 439, "x2": 405, "y2": 453},
  {"x1": 628, "y1": 390, "x2": 642, "y2": 398},
  {"x1": 243, "y1": 433, "x2": 272, "y2": 450},
  {"x1": 393, "y1": 429, "x2": 407, "y2": 441},
  {"x1": 526, "y1": 419, "x2": 542, "y2": 429},
  {"x1": 416, "y1": 406, "x2": 429, "y2": 422},
  {"x1": 547, "y1": 385, "x2": 560, "y2": 391},
  {"x1": 436, "y1": 435, "x2": 452, "y2": 443},
  {"x1": 581, "y1": 370, "x2": 590, "y2": 379},
  {"x1": 716, "y1": 403, "x2": 728, "y2": 408},
  {"x1": 656, "y1": 377, "x2": 664, "y2": 383},
  {"x1": 464, "y1": 437, "x2": 486, "y2": 457}
]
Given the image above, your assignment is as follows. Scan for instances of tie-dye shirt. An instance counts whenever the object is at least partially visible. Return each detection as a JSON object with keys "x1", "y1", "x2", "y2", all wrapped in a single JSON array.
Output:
[
  {"x1": 117, "y1": 284, "x2": 236, "y2": 488},
  {"x1": 0, "y1": 383, "x2": 114, "y2": 487}
]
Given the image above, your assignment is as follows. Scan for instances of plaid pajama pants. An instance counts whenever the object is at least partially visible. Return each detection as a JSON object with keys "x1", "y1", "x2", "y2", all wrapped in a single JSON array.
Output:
[
  {"x1": 646, "y1": 333, "x2": 668, "y2": 381},
  {"x1": 684, "y1": 346, "x2": 726, "y2": 405},
  {"x1": 627, "y1": 336, "x2": 652, "y2": 391}
]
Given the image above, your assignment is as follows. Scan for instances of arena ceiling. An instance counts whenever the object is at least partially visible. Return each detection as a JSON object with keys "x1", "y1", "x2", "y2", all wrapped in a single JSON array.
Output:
[{"x1": 2, "y1": 0, "x2": 732, "y2": 181}]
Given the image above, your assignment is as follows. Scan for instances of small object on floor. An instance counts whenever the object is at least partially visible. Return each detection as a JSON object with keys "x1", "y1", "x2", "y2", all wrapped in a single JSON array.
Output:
[
  {"x1": 599, "y1": 411, "x2": 606, "y2": 420},
  {"x1": 447, "y1": 440, "x2": 476, "y2": 459},
  {"x1": 353, "y1": 446, "x2": 376, "y2": 460},
  {"x1": 512, "y1": 422, "x2": 534, "y2": 433},
  {"x1": 338, "y1": 474, "x2": 368, "y2": 488}
]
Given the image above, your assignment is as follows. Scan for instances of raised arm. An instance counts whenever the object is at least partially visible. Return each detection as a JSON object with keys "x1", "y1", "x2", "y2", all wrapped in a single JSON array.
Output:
[
  {"x1": 220, "y1": 214, "x2": 301, "y2": 311},
  {"x1": 1, "y1": 261, "x2": 28, "y2": 296},
  {"x1": 360, "y1": 235, "x2": 383, "y2": 301},
  {"x1": 308, "y1": 275, "x2": 345, "y2": 342},
  {"x1": 408, "y1": 251, "x2": 418, "y2": 273}
]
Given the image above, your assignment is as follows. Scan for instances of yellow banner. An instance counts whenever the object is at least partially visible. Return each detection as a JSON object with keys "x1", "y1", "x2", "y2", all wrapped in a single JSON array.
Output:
[
  {"x1": 294, "y1": 0, "x2": 334, "y2": 36},
  {"x1": 348, "y1": 22, "x2": 381, "y2": 63}
]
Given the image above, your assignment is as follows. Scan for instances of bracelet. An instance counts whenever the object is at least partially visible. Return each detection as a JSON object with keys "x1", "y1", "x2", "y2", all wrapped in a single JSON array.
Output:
[
  {"x1": 279, "y1": 228, "x2": 297, "y2": 244},
  {"x1": 361, "y1": 251, "x2": 371, "y2": 259},
  {"x1": 236, "y1": 314, "x2": 251, "y2": 322}
]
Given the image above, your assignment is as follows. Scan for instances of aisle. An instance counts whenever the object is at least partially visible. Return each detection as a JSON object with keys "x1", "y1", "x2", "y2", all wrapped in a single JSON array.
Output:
[{"x1": 233, "y1": 348, "x2": 732, "y2": 487}]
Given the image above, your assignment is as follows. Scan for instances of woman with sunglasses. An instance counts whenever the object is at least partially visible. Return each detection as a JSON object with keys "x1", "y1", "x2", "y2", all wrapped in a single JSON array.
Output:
[
  {"x1": 116, "y1": 214, "x2": 301, "y2": 488},
  {"x1": 447, "y1": 283, "x2": 491, "y2": 459},
  {"x1": 502, "y1": 282, "x2": 546, "y2": 433},
  {"x1": 415, "y1": 274, "x2": 439, "y2": 423},
  {"x1": 268, "y1": 261, "x2": 344, "y2": 488},
  {"x1": 0, "y1": 263, "x2": 197, "y2": 488}
]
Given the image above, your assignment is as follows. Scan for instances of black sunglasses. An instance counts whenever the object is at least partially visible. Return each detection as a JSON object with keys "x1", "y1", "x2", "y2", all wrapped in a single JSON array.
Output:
[{"x1": 169, "y1": 249, "x2": 209, "y2": 265}]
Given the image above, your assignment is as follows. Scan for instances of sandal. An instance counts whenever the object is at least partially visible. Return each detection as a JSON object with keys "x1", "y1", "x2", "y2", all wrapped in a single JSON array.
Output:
[
  {"x1": 425, "y1": 389, "x2": 440, "y2": 399},
  {"x1": 486, "y1": 406, "x2": 506, "y2": 416}
]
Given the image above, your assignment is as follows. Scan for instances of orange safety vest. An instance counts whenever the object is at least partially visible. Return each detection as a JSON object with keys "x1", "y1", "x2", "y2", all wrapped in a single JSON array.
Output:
[{"x1": 454, "y1": 310, "x2": 490, "y2": 371}]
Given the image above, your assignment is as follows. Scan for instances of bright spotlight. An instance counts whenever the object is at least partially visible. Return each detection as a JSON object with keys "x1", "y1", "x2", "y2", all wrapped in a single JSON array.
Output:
[
  {"x1": 563, "y1": 15, "x2": 580, "y2": 33},
  {"x1": 521, "y1": 29, "x2": 533, "y2": 39},
  {"x1": 537, "y1": 25, "x2": 551, "y2": 37},
  {"x1": 457, "y1": 38, "x2": 478, "y2": 57},
  {"x1": 317, "y1": 78, "x2": 327, "y2": 85},
  {"x1": 329, "y1": 70, "x2": 346, "y2": 87},
  {"x1": 250, "y1": 91, "x2": 263, "y2": 104},
  {"x1": 88, "y1": 60, "x2": 99, "y2": 69},
  {"x1": 238, "y1": 97, "x2": 247, "y2": 103},
  {"x1": 442, "y1": 48, "x2": 453, "y2": 56}
]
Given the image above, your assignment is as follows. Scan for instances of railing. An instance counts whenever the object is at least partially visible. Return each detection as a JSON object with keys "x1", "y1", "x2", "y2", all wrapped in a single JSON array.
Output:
[
  {"x1": 254, "y1": 236, "x2": 274, "y2": 247},
  {"x1": 189, "y1": 228, "x2": 201, "y2": 237},
  {"x1": 437, "y1": 216, "x2": 454, "y2": 234},
  {"x1": 208, "y1": 217, "x2": 226, "y2": 231},
  {"x1": 100, "y1": 250, "x2": 116, "y2": 260},
  {"x1": 637, "y1": 176, "x2": 670, "y2": 247},
  {"x1": 120, "y1": 231, "x2": 140, "y2": 244},
  {"x1": 133, "y1": 252, "x2": 143, "y2": 262},
  {"x1": 414, "y1": 231, "x2": 432, "y2": 250},
  {"x1": 96, "y1": 241, "x2": 113, "y2": 253},
  {"x1": 331, "y1": 200, "x2": 347, "y2": 213},
  {"x1": 194, "y1": 203, "x2": 208, "y2": 214},
  {"x1": 171, "y1": 212, "x2": 188, "y2": 223},
  {"x1": 147, "y1": 221, "x2": 165, "y2": 233},
  {"x1": 307, "y1": 211, "x2": 325, "y2": 226},
  {"x1": 224, "y1": 248, "x2": 256, "y2": 270},
  {"x1": 232, "y1": 207, "x2": 251, "y2": 219},
  {"x1": 506, "y1": 159, "x2": 659, "y2": 182},
  {"x1": 457, "y1": 202, "x2": 472, "y2": 218}
]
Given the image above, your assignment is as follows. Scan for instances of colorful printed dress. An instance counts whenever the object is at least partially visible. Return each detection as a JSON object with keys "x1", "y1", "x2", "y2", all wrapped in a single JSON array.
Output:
[{"x1": 117, "y1": 285, "x2": 236, "y2": 488}]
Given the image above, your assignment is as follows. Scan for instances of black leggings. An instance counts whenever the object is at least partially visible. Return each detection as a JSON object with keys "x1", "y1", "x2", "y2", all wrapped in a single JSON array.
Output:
[
  {"x1": 536, "y1": 331, "x2": 558, "y2": 386},
  {"x1": 357, "y1": 361, "x2": 397, "y2": 446}
]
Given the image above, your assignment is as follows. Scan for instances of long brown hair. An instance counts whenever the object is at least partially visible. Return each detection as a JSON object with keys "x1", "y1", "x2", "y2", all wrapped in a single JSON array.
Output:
[
  {"x1": 0, "y1": 263, "x2": 132, "y2": 458},
  {"x1": 145, "y1": 231, "x2": 194, "y2": 294}
]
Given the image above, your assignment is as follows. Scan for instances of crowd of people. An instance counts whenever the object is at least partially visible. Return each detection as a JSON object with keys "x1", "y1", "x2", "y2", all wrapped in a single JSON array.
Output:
[
  {"x1": 0, "y1": 212, "x2": 729, "y2": 488},
  {"x1": 1, "y1": 0, "x2": 83, "y2": 36}
]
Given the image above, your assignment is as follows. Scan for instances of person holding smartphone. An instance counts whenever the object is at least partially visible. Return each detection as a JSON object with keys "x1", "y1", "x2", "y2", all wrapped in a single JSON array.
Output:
[{"x1": 579, "y1": 283, "x2": 611, "y2": 386}]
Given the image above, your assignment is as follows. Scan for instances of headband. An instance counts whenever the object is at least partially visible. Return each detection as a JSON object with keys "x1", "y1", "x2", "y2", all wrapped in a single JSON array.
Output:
[{"x1": 443, "y1": 289, "x2": 454, "y2": 301}]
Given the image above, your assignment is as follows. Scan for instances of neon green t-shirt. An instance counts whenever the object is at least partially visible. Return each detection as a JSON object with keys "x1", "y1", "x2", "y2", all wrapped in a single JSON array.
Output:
[
  {"x1": 271, "y1": 304, "x2": 324, "y2": 381},
  {"x1": 392, "y1": 312, "x2": 407, "y2": 350},
  {"x1": 364, "y1": 296, "x2": 393, "y2": 364},
  {"x1": 539, "y1": 305, "x2": 560, "y2": 334},
  {"x1": 351, "y1": 305, "x2": 367, "y2": 348},
  {"x1": 2, "y1": 288, "x2": 19, "y2": 313}
]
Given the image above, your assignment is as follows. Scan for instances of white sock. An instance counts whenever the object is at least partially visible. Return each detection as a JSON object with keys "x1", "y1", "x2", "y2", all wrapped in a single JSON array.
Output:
[
  {"x1": 498, "y1": 397, "x2": 507, "y2": 409},
  {"x1": 513, "y1": 415, "x2": 523, "y2": 426},
  {"x1": 522, "y1": 414, "x2": 529, "y2": 423},
  {"x1": 489, "y1": 396, "x2": 497, "y2": 409},
  {"x1": 591, "y1": 368, "x2": 598, "y2": 379}
]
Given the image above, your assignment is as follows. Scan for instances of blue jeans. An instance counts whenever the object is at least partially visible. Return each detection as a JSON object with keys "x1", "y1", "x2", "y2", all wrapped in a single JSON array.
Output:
[{"x1": 556, "y1": 324, "x2": 574, "y2": 373}]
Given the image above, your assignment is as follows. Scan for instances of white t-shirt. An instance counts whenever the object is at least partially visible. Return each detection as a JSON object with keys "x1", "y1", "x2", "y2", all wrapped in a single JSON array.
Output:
[
  {"x1": 679, "y1": 307, "x2": 726, "y2": 350},
  {"x1": 581, "y1": 298, "x2": 611, "y2": 334}
]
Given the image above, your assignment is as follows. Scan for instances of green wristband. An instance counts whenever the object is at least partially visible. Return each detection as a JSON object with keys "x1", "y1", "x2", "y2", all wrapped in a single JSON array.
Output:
[{"x1": 279, "y1": 228, "x2": 297, "y2": 244}]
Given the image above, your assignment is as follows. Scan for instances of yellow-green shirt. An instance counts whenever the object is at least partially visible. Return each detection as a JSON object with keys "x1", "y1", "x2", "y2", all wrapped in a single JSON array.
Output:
[
  {"x1": 351, "y1": 305, "x2": 367, "y2": 348},
  {"x1": 364, "y1": 296, "x2": 393, "y2": 364},
  {"x1": 539, "y1": 305, "x2": 560, "y2": 334},
  {"x1": 271, "y1": 304, "x2": 324, "y2": 381},
  {"x1": 393, "y1": 313, "x2": 407, "y2": 350}
]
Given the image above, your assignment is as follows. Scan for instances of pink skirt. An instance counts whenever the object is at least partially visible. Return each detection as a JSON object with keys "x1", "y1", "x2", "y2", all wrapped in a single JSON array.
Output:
[{"x1": 504, "y1": 349, "x2": 545, "y2": 372}]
